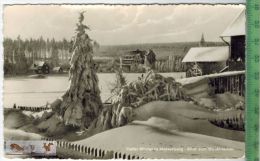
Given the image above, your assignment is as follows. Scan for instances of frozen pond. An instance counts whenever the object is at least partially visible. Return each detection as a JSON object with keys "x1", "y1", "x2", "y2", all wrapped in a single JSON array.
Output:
[{"x1": 3, "y1": 72, "x2": 185, "y2": 108}]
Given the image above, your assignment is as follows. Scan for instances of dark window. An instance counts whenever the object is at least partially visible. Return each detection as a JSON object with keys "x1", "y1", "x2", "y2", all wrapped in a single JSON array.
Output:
[{"x1": 231, "y1": 36, "x2": 245, "y2": 61}]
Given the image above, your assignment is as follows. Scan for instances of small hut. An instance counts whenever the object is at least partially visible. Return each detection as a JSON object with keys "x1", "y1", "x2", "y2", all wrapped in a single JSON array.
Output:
[
  {"x1": 182, "y1": 46, "x2": 229, "y2": 76},
  {"x1": 53, "y1": 66, "x2": 63, "y2": 73},
  {"x1": 30, "y1": 61, "x2": 50, "y2": 74},
  {"x1": 120, "y1": 49, "x2": 146, "y2": 72}
]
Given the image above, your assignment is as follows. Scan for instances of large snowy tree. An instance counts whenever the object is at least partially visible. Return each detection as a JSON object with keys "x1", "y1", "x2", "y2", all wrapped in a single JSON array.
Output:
[{"x1": 59, "y1": 12, "x2": 103, "y2": 129}]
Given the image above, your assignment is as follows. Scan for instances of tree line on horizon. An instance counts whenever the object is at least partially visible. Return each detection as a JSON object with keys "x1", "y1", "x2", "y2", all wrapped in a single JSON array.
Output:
[
  {"x1": 3, "y1": 35, "x2": 226, "y2": 76},
  {"x1": 3, "y1": 36, "x2": 75, "y2": 75}
]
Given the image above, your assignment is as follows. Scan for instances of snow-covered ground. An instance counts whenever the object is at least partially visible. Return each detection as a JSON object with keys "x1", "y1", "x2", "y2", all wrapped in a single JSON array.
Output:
[
  {"x1": 3, "y1": 73, "x2": 185, "y2": 108},
  {"x1": 4, "y1": 128, "x2": 42, "y2": 140},
  {"x1": 74, "y1": 118, "x2": 244, "y2": 159},
  {"x1": 3, "y1": 72, "x2": 245, "y2": 159}
]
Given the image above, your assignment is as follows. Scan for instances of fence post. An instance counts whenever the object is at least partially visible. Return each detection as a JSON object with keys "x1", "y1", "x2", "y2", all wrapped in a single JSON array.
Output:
[
  {"x1": 81, "y1": 145, "x2": 84, "y2": 153},
  {"x1": 56, "y1": 140, "x2": 60, "y2": 147},
  {"x1": 91, "y1": 148, "x2": 94, "y2": 156},
  {"x1": 77, "y1": 145, "x2": 80, "y2": 152},
  {"x1": 75, "y1": 144, "x2": 78, "y2": 151},
  {"x1": 85, "y1": 146, "x2": 88, "y2": 154},
  {"x1": 102, "y1": 150, "x2": 105, "y2": 158},
  {"x1": 95, "y1": 148, "x2": 97, "y2": 157},
  {"x1": 62, "y1": 141, "x2": 65, "y2": 148},
  {"x1": 88, "y1": 147, "x2": 91, "y2": 154},
  {"x1": 98, "y1": 149, "x2": 101, "y2": 157},
  {"x1": 114, "y1": 152, "x2": 117, "y2": 159}
]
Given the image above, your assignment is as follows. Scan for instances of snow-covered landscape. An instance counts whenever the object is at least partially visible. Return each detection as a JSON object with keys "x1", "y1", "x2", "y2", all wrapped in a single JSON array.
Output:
[
  {"x1": 3, "y1": 4, "x2": 246, "y2": 159},
  {"x1": 3, "y1": 73, "x2": 185, "y2": 108}
]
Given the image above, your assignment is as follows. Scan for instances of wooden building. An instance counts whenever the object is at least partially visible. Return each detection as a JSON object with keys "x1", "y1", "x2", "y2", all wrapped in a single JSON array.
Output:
[
  {"x1": 221, "y1": 9, "x2": 245, "y2": 71},
  {"x1": 183, "y1": 9, "x2": 245, "y2": 77},
  {"x1": 53, "y1": 66, "x2": 64, "y2": 73},
  {"x1": 30, "y1": 61, "x2": 50, "y2": 74},
  {"x1": 182, "y1": 9, "x2": 245, "y2": 96},
  {"x1": 120, "y1": 49, "x2": 146, "y2": 71},
  {"x1": 182, "y1": 46, "x2": 229, "y2": 76}
]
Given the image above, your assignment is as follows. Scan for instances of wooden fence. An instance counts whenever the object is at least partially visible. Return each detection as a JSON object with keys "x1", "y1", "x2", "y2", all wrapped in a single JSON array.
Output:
[
  {"x1": 13, "y1": 105, "x2": 50, "y2": 112},
  {"x1": 155, "y1": 55, "x2": 186, "y2": 72},
  {"x1": 42, "y1": 138, "x2": 142, "y2": 159},
  {"x1": 208, "y1": 71, "x2": 245, "y2": 96},
  {"x1": 209, "y1": 110, "x2": 244, "y2": 131}
]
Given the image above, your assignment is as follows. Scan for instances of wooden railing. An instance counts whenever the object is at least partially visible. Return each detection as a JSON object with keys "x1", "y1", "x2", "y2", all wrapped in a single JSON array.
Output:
[
  {"x1": 13, "y1": 104, "x2": 50, "y2": 112},
  {"x1": 42, "y1": 138, "x2": 142, "y2": 159},
  {"x1": 207, "y1": 71, "x2": 245, "y2": 96}
]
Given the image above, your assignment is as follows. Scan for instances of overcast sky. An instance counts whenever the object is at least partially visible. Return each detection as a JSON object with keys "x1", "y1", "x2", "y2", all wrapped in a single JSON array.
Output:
[{"x1": 3, "y1": 5, "x2": 245, "y2": 45}]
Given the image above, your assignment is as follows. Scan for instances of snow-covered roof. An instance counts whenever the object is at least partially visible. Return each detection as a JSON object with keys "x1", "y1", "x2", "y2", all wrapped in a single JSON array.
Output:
[
  {"x1": 182, "y1": 46, "x2": 229, "y2": 63},
  {"x1": 34, "y1": 61, "x2": 45, "y2": 67},
  {"x1": 53, "y1": 67, "x2": 62, "y2": 71},
  {"x1": 221, "y1": 9, "x2": 245, "y2": 37}
]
